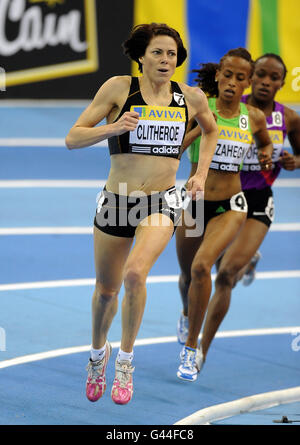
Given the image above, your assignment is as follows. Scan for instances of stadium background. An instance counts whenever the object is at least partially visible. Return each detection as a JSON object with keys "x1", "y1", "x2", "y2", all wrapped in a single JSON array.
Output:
[{"x1": 1, "y1": 0, "x2": 299, "y2": 103}]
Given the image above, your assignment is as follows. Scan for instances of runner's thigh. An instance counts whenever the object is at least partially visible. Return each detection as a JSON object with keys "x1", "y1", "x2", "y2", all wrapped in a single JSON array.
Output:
[{"x1": 93, "y1": 226, "x2": 133, "y2": 290}]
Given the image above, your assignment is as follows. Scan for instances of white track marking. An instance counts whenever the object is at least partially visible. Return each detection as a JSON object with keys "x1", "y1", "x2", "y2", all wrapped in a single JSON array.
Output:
[
  {"x1": 0, "y1": 178, "x2": 299, "y2": 188},
  {"x1": 0, "y1": 271, "x2": 300, "y2": 292},
  {"x1": 0, "y1": 99, "x2": 90, "y2": 107},
  {"x1": 0, "y1": 138, "x2": 106, "y2": 147},
  {"x1": 1, "y1": 223, "x2": 300, "y2": 235},
  {"x1": 0, "y1": 136, "x2": 293, "y2": 149},
  {"x1": 0, "y1": 227, "x2": 94, "y2": 235},
  {"x1": 0, "y1": 179, "x2": 105, "y2": 188},
  {"x1": 269, "y1": 223, "x2": 300, "y2": 231},
  {"x1": 0, "y1": 326, "x2": 299, "y2": 370}
]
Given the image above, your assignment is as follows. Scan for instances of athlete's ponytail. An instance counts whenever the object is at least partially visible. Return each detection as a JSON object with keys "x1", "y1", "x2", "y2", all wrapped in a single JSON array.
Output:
[{"x1": 192, "y1": 63, "x2": 219, "y2": 97}]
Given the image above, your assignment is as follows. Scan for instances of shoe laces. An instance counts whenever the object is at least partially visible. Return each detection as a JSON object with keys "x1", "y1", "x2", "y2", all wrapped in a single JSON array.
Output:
[
  {"x1": 115, "y1": 360, "x2": 134, "y2": 388},
  {"x1": 86, "y1": 358, "x2": 105, "y2": 383},
  {"x1": 182, "y1": 347, "x2": 196, "y2": 369}
]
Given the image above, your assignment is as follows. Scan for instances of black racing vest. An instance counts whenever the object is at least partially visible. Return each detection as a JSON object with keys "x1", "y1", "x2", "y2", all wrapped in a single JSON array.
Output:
[{"x1": 108, "y1": 77, "x2": 188, "y2": 160}]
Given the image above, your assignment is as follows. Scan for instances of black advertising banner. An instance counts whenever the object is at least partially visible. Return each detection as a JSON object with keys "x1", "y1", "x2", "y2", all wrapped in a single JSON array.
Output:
[{"x1": 0, "y1": 0, "x2": 134, "y2": 99}]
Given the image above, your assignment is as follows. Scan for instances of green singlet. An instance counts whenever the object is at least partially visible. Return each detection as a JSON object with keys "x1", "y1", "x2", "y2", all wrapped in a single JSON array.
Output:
[{"x1": 188, "y1": 98, "x2": 253, "y2": 173}]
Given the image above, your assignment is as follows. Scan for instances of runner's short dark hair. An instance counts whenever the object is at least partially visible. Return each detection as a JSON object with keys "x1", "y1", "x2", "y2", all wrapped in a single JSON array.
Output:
[{"x1": 123, "y1": 23, "x2": 187, "y2": 72}]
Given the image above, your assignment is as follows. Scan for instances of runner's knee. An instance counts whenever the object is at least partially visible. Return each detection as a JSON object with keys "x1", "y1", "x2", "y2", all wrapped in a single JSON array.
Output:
[
  {"x1": 191, "y1": 260, "x2": 211, "y2": 282},
  {"x1": 215, "y1": 266, "x2": 238, "y2": 288},
  {"x1": 123, "y1": 265, "x2": 146, "y2": 293},
  {"x1": 94, "y1": 280, "x2": 119, "y2": 302}
]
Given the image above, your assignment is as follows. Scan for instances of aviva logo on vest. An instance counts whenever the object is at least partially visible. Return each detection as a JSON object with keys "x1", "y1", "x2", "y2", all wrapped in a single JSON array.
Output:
[
  {"x1": 218, "y1": 125, "x2": 252, "y2": 143},
  {"x1": 268, "y1": 129, "x2": 283, "y2": 144},
  {"x1": 131, "y1": 105, "x2": 185, "y2": 122}
]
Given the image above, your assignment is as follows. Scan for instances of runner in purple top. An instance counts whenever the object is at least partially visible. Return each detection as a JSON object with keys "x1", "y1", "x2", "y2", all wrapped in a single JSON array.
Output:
[
  {"x1": 241, "y1": 96, "x2": 287, "y2": 190},
  {"x1": 184, "y1": 53, "x2": 300, "y2": 372}
]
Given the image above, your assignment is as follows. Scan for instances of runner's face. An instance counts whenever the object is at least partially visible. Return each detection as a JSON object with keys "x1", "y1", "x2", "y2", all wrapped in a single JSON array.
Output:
[
  {"x1": 139, "y1": 35, "x2": 178, "y2": 82},
  {"x1": 216, "y1": 56, "x2": 252, "y2": 101},
  {"x1": 251, "y1": 57, "x2": 285, "y2": 103}
]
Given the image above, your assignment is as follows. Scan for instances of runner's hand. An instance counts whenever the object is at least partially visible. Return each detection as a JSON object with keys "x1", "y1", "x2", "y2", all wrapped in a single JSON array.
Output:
[
  {"x1": 185, "y1": 175, "x2": 205, "y2": 201},
  {"x1": 258, "y1": 151, "x2": 272, "y2": 171},
  {"x1": 114, "y1": 111, "x2": 139, "y2": 135},
  {"x1": 279, "y1": 150, "x2": 296, "y2": 171}
]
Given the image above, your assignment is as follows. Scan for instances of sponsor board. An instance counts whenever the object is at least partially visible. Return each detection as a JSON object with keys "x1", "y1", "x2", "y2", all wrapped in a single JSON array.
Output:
[{"x1": 0, "y1": 0, "x2": 98, "y2": 88}]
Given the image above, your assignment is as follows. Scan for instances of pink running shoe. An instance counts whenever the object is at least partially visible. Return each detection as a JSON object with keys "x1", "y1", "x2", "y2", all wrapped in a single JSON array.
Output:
[
  {"x1": 86, "y1": 341, "x2": 112, "y2": 402},
  {"x1": 111, "y1": 360, "x2": 134, "y2": 405}
]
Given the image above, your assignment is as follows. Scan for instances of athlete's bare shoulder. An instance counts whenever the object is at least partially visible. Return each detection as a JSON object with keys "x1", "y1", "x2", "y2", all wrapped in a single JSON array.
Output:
[
  {"x1": 179, "y1": 83, "x2": 208, "y2": 117},
  {"x1": 92, "y1": 75, "x2": 131, "y2": 109},
  {"x1": 284, "y1": 105, "x2": 300, "y2": 130},
  {"x1": 179, "y1": 83, "x2": 206, "y2": 101},
  {"x1": 245, "y1": 103, "x2": 266, "y2": 126},
  {"x1": 95, "y1": 75, "x2": 131, "y2": 98}
]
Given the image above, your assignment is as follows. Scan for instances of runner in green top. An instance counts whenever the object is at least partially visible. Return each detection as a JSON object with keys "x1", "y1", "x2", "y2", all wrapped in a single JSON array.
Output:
[
  {"x1": 188, "y1": 96, "x2": 252, "y2": 170},
  {"x1": 176, "y1": 48, "x2": 273, "y2": 382}
]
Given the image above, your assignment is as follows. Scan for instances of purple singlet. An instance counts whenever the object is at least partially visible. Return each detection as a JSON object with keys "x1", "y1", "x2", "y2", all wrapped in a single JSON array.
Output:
[{"x1": 240, "y1": 95, "x2": 287, "y2": 190}]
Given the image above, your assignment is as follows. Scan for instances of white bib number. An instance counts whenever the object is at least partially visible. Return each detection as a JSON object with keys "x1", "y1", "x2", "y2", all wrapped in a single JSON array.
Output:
[
  {"x1": 265, "y1": 196, "x2": 275, "y2": 222},
  {"x1": 230, "y1": 192, "x2": 247, "y2": 213},
  {"x1": 239, "y1": 114, "x2": 249, "y2": 130},
  {"x1": 164, "y1": 189, "x2": 182, "y2": 209},
  {"x1": 272, "y1": 111, "x2": 283, "y2": 127}
]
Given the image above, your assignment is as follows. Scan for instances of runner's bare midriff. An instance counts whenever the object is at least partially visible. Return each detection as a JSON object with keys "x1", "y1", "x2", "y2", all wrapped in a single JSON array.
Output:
[
  {"x1": 189, "y1": 162, "x2": 242, "y2": 201},
  {"x1": 106, "y1": 153, "x2": 179, "y2": 196}
]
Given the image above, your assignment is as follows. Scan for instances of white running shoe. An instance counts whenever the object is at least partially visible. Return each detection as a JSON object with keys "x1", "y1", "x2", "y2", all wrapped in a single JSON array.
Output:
[
  {"x1": 180, "y1": 344, "x2": 205, "y2": 373},
  {"x1": 177, "y1": 346, "x2": 198, "y2": 382},
  {"x1": 195, "y1": 345, "x2": 205, "y2": 372},
  {"x1": 242, "y1": 251, "x2": 262, "y2": 286},
  {"x1": 176, "y1": 312, "x2": 189, "y2": 344}
]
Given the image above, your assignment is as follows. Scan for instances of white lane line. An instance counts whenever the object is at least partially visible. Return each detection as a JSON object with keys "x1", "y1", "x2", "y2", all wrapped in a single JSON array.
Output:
[
  {"x1": 1, "y1": 222, "x2": 300, "y2": 235},
  {"x1": 0, "y1": 179, "x2": 105, "y2": 188},
  {"x1": 0, "y1": 178, "x2": 299, "y2": 188},
  {"x1": 274, "y1": 178, "x2": 300, "y2": 187},
  {"x1": 0, "y1": 227, "x2": 94, "y2": 235},
  {"x1": 0, "y1": 136, "x2": 293, "y2": 149},
  {"x1": 174, "y1": 386, "x2": 300, "y2": 425},
  {"x1": 0, "y1": 99, "x2": 90, "y2": 107},
  {"x1": 0, "y1": 326, "x2": 299, "y2": 370},
  {"x1": 269, "y1": 223, "x2": 300, "y2": 231},
  {"x1": 0, "y1": 278, "x2": 96, "y2": 291},
  {"x1": 0, "y1": 271, "x2": 299, "y2": 292},
  {"x1": 0, "y1": 138, "x2": 106, "y2": 147},
  {"x1": 0, "y1": 138, "x2": 67, "y2": 147},
  {"x1": 3, "y1": 101, "x2": 295, "y2": 111},
  {"x1": 255, "y1": 270, "x2": 300, "y2": 279}
]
